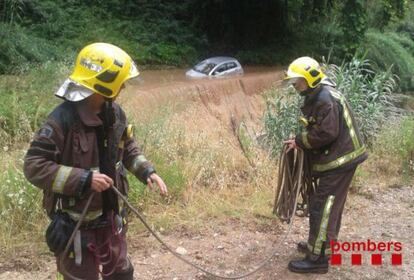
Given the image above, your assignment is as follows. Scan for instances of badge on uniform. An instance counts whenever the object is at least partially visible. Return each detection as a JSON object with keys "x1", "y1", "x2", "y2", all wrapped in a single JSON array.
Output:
[{"x1": 38, "y1": 124, "x2": 53, "y2": 138}]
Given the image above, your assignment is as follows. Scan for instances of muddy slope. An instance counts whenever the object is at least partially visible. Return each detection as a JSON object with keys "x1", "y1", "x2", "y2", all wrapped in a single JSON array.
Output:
[{"x1": 121, "y1": 71, "x2": 282, "y2": 132}]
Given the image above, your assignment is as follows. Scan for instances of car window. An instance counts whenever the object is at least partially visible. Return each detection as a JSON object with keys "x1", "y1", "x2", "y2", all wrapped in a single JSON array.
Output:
[
  {"x1": 226, "y1": 62, "x2": 237, "y2": 70},
  {"x1": 194, "y1": 62, "x2": 216, "y2": 74},
  {"x1": 214, "y1": 64, "x2": 228, "y2": 74}
]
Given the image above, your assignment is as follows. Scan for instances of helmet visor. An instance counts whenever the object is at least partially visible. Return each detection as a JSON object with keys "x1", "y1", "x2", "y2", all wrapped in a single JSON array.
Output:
[{"x1": 55, "y1": 79, "x2": 94, "y2": 102}]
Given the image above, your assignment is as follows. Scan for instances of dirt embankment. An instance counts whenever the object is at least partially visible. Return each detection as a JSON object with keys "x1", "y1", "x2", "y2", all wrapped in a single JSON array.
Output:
[{"x1": 121, "y1": 71, "x2": 283, "y2": 145}]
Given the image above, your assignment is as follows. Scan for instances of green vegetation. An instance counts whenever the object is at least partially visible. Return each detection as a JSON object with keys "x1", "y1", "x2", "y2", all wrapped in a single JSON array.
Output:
[
  {"x1": 382, "y1": 117, "x2": 414, "y2": 175},
  {"x1": 0, "y1": 0, "x2": 202, "y2": 72},
  {"x1": 0, "y1": 151, "x2": 49, "y2": 254},
  {"x1": 1, "y1": 0, "x2": 414, "y2": 78},
  {"x1": 0, "y1": 62, "x2": 67, "y2": 147},
  {"x1": 327, "y1": 58, "x2": 400, "y2": 142},
  {"x1": 363, "y1": 31, "x2": 414, "y2": 91},
  {"x1": 264, "y1": 88, "x2": 302, "y2": 155},
  {"x1": 127, "y1": 108, "x2": 188, "y2": 206}
]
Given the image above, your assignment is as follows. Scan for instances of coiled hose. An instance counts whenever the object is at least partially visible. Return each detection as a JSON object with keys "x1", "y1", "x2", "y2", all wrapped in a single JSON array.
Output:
[{"x1": 273, "y1": 145, "x2": 314, "y2": 222}]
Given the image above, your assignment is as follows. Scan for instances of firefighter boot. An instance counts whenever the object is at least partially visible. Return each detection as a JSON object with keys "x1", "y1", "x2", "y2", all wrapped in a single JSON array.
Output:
[{"x1": 288, "y1": 254, "x2": 329, "y2": 274}]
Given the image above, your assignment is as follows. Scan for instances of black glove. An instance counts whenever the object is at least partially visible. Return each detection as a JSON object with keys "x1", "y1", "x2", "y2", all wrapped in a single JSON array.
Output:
[{"x1": 45, "y1": 210, "x2": 75, "y2": 256}]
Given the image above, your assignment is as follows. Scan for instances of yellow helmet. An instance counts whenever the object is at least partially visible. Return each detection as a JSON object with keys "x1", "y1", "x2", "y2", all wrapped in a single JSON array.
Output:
[
  {"x1": 57, "y1": 43, "x2": 139, "y2": 101},
  {"x1": 285, "y1": 57, "x2": 325, "y2": 88}
]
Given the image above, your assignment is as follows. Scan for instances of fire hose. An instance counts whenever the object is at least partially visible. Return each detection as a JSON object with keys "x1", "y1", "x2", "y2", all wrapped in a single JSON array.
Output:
[
  {"x1": 273, "y1": 146, "x2": 314, "y2": 221},
  {"x1": 60, "y1": 145, "x2": 310, "y2": 279}
]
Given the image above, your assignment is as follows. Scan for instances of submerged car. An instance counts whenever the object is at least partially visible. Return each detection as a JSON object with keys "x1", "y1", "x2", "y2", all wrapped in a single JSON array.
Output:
[{"x1": 186, "y1": 57, "x2": 244, "y2": 78}]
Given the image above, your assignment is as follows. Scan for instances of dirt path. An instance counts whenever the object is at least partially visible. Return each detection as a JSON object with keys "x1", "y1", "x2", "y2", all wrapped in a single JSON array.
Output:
[
  {"x1": 128, "y1": 184, "x2": 414, "y2": 280},
  {"x1": 1, "y1": 184, "x2": 412, "y2": 280}
]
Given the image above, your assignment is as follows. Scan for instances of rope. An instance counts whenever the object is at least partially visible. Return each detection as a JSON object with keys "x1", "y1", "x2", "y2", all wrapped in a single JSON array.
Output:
[
  {"x1": 59, "y1": 192, "x2": 96, "y2": 280},
  {"x1": 273, "y1": 146, "x2": 313, "y2": 222},
  {"x1": 59, "y1": 145, "x2": 307, "y2": 280}
]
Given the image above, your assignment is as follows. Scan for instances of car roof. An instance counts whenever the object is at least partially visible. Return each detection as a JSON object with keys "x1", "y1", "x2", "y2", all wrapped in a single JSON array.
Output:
[{"x1": 202, "y1": 56, "x2": 238, "y2": 64}]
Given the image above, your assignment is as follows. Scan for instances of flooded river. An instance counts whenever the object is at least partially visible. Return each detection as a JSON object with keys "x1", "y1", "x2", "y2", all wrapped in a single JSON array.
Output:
[{"x1": 127, "y1": 66, "x2": 283, "y2": 90}]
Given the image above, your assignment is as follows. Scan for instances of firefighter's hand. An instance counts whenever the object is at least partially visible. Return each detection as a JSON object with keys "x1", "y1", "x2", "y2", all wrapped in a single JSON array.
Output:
[
  {"x1": 91, "y1": 172, "x2": 113, "y2": 192},
  {"x1": 284, "y1": 139, "x2": 298, "y2": 153},
  {"x1": 147, "y1": 173, "x2": 168, "y2": 196}
]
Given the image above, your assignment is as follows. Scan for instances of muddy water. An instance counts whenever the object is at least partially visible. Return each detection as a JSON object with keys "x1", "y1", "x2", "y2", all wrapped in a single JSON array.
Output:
[
  {"x1": 120, "y1": 66, "x2": 283, "y2": 128},
  {"x1": 127, "y1": 66, "x2": 283, "y2": 90}
]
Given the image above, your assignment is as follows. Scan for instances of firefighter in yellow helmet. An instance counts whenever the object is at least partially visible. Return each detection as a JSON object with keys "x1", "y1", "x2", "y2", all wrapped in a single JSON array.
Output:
[
  {"x1": 283, "y1": 57, "x2": 367, "y2": 274},
  {"x1": 24, "y1": 43, "x2": 168, "y2": 280}
]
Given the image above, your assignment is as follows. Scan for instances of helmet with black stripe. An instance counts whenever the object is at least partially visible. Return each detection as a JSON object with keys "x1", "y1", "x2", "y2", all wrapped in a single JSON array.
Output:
[
  {"x1": 284, "y1": 57, "x2": 325, "y2": 88},
  {"x1": 56, "y1": 43, "x2": 139, "y2": 101}
]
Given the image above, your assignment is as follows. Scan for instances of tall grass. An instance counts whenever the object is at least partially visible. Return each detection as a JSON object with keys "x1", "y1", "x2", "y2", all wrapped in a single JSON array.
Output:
[
  {"x1": 363, "y1": 116, "x2": 414, "y2": 182},
  {"x1": 0, "y1": 152, "x2": 48, "y2": 254},
  {"x1": 0, "y1": 61, "x2": 69, "y2": 147},
  {"x1": 264, "y1": 87, "x2": 302, "y2": 155},
  {"x1": 327, "y1": 58, "x2": 401, "y2": 143},
  {"x1": 0, "y1": 0, "x2": 25, "y2": 24}
]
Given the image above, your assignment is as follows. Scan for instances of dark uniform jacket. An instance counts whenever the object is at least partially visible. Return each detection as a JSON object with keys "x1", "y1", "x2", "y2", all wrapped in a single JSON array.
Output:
[
  {"x1": 295, "y1": 85, "x2": 367, "y2": 176},
  {"x1": 24, "y1": 101, "x2": 154, "y2": 221}
]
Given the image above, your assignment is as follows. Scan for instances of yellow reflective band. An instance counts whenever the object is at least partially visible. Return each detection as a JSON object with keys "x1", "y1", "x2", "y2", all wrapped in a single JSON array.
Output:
[
  {"x1": 130, "y1": 155, "x2": 147, "y2": 173},
  {"x1": 126, "y1": 124, "x2": 134, "y2": 138},
  {"x1": 313, "y1": 146, "x2": 366, "y2": 172},
  {"x1": 330, "y1": 89, "x2": 361, "y2": 149},
  {"x1": 56, "y1": 271, "x2": 64, "y2": 280},
  {"x1": 52, "y1": 166, "x2": 72, "y2": 194},
  {"x1": 299, "y1": 116, "x2": 309, "y2": 127},
  {"x1": 62, "y1": 209, "x2": 102, "y2": 222},
  {"x1": 301, "y1": 131, "x2": 312, "y2": 149},
  {"x1": 314, "y1": 195, "x2": 335, "y2": 255},
  {"x1": 118, "y1": 140, "x2": 125, "y2": 149}
]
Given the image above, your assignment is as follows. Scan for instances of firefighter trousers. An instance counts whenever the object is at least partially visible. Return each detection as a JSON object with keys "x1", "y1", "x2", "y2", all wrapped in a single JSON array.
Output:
[{"x1": 307, "y1": 167, "x2": 357, "y2": 256}]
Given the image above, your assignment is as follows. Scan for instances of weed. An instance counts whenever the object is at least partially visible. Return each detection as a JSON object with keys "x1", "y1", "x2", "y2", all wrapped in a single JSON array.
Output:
[
  {"x1": 263, "y1": 86, "x2": 302, "y2": 155},
  {"x1": 0, "y1": 151, "x2": 48, "y2": 255},
  {"x1": 327, "y1": 58, "x2": 401, "y2": 144}
]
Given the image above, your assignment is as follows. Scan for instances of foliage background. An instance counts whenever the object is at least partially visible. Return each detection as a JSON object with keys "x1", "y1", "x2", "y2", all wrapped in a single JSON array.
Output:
[{"x1": 0, "y1": 0, "x2": 413, "y2": 90}]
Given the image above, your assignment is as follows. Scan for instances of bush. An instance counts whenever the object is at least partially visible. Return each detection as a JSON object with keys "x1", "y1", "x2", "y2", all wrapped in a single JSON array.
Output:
[
  {"x1": 263, "y1": 87, "x2": 302, "y2": 155},
  {"x1": 0, "y1": 1, "x2": 203, "y2": 73},
  {"x1": 0, "y1": 23, "x2": 63, "y2": 73},
  {"x1": 362, "y1": 31, "x2": 414, "y2": 91}
]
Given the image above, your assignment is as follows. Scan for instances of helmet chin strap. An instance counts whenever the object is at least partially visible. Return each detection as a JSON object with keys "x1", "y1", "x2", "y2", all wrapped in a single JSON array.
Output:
[
  {"x1": 299, "y1": 87, "x2": 314, "y2": 96},
  {"x1": 102, "y1": 99, "x2": 115, "y2": 128}
]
